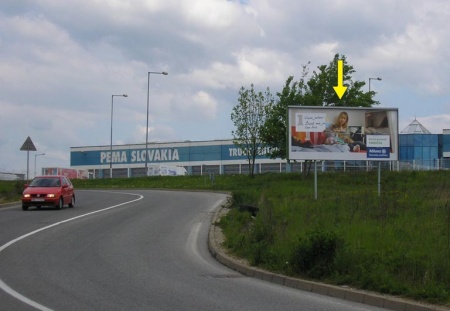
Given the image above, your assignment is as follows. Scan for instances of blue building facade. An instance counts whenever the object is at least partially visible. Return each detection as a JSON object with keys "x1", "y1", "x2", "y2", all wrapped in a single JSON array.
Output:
[
  {"x1": 399, "y1": 134, "x2": 441, "y2": 161},
  {"x1": 70, "y1": 140, "x2": 288, "y2": 178},
  {"x1": 443, "y1": 129, "x2": 450, "y2": 158},
  {"x1": 398, "y1": 119, "x2": 448, "y2": 169}
]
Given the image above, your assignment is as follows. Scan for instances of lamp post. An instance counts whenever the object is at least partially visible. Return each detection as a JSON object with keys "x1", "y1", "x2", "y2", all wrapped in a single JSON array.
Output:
[
  {"x1": 369, "y1": 77, "x2": 382, "y2": 93},
  {"x1": 368, "y1": 77, "x2": 382, "y2": 197},
  {"x1": 34, "y1": 153, "x2": 45, "y2": 178},
  {"x1": 145, "y1": 71, "x2": 168, "y2": 176},
  {"x1": 110, "y1": 94, "x2": 128, "y2": 178}
]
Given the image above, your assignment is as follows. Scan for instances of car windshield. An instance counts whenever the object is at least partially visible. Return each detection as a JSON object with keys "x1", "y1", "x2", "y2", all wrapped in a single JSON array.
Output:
[{"x1": 30, "y1": 177, "x2": 61, "y2": 187}]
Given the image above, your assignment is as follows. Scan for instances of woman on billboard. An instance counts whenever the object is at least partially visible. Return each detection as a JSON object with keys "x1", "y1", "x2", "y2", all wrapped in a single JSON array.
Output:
[{"x1": 324, "y1": 111, "x2": 366, "y2": 152}]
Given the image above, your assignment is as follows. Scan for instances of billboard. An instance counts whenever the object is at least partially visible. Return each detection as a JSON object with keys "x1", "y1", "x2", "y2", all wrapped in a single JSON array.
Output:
[
  {"x1": 288, "y1": 106, "x2": 399, "y2": 161},
  {"x1": 42, "y1": 167, "x2": 89, "y2": 179}
]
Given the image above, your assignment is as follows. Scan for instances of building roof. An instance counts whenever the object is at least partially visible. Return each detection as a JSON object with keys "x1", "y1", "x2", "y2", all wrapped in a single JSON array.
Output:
[{"x1": 400, "y1": 118, "x2": 431, "y2": 134}]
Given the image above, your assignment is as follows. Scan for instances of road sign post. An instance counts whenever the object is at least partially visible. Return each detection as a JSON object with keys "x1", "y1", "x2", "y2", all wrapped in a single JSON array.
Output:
[{"x1": 20, "y1": 136, "x2": 37, "y2": 181}]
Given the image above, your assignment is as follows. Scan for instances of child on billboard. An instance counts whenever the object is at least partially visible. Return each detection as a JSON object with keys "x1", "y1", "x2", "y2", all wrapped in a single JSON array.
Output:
[{"x1": 324, "y1": 111, "x2": 366, "y2": 152}]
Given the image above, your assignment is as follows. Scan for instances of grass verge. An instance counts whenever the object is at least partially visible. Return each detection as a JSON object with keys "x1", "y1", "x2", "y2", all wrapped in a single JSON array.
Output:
[{"x1": 219, "y1": 170, "x2": 450, "y2": 306}]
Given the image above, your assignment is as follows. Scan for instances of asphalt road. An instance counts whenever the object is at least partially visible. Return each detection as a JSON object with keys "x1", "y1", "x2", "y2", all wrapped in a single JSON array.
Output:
[{"x1": 0, "y1": 190, "x2": 388, "y2": 311}]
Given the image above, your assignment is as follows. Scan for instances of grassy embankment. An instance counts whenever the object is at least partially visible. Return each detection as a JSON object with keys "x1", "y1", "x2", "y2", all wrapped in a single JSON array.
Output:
[
  {"x1": 0, "y1": 180, "x2": 25, "y2": 204},
  {"x1": 1, "y1": 171, "x2": 449, "y2": 305}
]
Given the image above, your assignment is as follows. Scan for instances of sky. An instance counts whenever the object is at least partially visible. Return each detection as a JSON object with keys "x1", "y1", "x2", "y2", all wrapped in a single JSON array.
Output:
[{"x1": 1, "y1": 0, "x2": 450, "y2": 174}]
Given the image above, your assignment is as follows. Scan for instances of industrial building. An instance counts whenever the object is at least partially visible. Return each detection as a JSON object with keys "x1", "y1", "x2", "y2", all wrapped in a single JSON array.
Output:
[{"x1": 70, "y1": 139, "x2": 288, "y2": 178}]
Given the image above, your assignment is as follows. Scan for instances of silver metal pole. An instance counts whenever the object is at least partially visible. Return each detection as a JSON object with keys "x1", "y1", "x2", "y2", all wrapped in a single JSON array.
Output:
[
  {"x1": 314, "y1": 161, "x2": 318, "y2": 200},
  {"x1": 145, "y1": 71, "x2": 168, "y2": 177},
  {"x1": 110, "y1": 94, "x2": 127, "y2": 179},
  {"x1": 26, "y1": 150, "x2": 29, "y2": 181},
  {"x1": 378, "y1": 161, "x2": 381, "y2": 197},
  {"x1": 145, "y1": 73, "x2": 150, "y2": 176},
  {"x1": 110, "y1": 95, "x2": 113, "y2": 178}
]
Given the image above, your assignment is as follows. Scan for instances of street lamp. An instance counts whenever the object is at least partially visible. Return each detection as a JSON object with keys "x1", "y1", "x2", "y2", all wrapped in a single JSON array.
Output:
[
  {"x1": 110, "y1": 94, "x2": 128, "y2": 178},
  {"x1": 34, "y1": 153, "x2": 45, "y2": 178},
  {"x1": 145, "y1": 71, "x2": 168, "y2": 176},
  {"x1": 368, "y1": 77, "x2": 383, "y2": 197},
  {"x1": 369, "y1": 77, "x2": 382, "y2": 93}
]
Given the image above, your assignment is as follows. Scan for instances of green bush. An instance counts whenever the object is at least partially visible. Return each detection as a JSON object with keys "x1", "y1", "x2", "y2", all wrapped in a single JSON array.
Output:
[{"x1": 290, "y1": 230, "x2": 342, "y2": 278}]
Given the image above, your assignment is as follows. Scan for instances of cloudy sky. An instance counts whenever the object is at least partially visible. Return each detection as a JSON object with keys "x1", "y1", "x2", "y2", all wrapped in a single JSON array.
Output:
[{"x1": 1, "y1": 0, "x2": 449, "y2": 174}]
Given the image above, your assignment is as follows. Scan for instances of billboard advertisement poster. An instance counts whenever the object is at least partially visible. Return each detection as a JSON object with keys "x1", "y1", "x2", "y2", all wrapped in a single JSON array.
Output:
[
  {"x1": 288, "y1": 106, "x2": 399, "y2": 161},
  {"x1": 366, "y1": 135, "x2": 391, "y2": 159}
]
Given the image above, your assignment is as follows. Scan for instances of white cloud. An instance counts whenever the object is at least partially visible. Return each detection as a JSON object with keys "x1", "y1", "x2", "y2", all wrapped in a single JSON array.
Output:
[
  {"x1": 168, "y1": 90, "x2": 218, "y2": 121},
  {"x1": 353, "y1": 1, "x2": 450, "y2": 94},
  {"x1": 191, "y1": 91, "x2": 218, "y2": 119},
  {"x1": 186, "y1": 48, "x2": 291, "y2": 91},
  {"x1": 146, "y1": 125, "x2": 177, "y2": 142},
  {"x1": 308, "y1": 42, "x2": 340, "y2": 63},
  {"x1": 179, "y1": 0, "x2": 239, "y2": 29}
]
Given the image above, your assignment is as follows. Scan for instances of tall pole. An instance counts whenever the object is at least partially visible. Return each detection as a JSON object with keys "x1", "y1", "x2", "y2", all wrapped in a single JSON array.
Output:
[
  {"x1": 20, "y1": 136, "x2": 37, "y2": 182},
  {"x1": 34, "y1": 153, "x2": 45, "y2": 178},
  {"x1": 369, "y1": 77, "x2": 382, "y2": 93},
  {"x1": 145, "y1": 71, "x2": 168, "y2": 176},
  {"x1": 368, "y1": 77, "x2": 382, "y2": 196},
  {"x1": 314, "y1": 161, "x2": 318, "y2": 200},
  {"x1": 110, "y1": 94, "x2": 128, "y2": 178},
  {"x1": 26, "y1": 151, "x2": 29, "y2": 182}
]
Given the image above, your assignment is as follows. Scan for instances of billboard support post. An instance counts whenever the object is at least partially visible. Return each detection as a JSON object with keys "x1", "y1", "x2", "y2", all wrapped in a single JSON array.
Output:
[
  {"x1": 314, "y1": 161, "x2": 318, "y2": 200},
  {"x1": 378, "y1": 161, "x2": 381, "y2": 197},
  {"x1": 314, "y1": 161, "x2": 317, "y2": 200}
]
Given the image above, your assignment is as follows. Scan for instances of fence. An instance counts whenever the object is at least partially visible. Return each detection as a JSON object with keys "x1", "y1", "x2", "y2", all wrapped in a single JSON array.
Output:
[
  {"x1": 289, "y1": 158, "x2": 450, "y2": 173},
  {"x1": 87, "y1": 158, "x2": 450, "y2": 178}
]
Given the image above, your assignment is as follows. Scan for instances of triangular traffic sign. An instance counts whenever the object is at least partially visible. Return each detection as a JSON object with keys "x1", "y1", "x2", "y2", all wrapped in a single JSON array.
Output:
[{"x1": 20, "y1": 136, "x2": 37, "y2": 151}]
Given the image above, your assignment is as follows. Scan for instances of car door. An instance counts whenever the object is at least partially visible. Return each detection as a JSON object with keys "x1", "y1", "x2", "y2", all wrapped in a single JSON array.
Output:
[{"x1": 62, "y1": 177, "x2": 71, "y2": 203}]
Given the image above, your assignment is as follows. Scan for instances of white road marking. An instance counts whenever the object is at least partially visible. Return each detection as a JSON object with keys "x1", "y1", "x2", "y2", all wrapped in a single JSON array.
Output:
[{"x1": 0, "y1": 191, "x2": 143, "y2": 311}]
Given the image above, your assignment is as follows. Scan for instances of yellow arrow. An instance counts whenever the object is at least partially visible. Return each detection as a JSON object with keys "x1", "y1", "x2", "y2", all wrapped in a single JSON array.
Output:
[{"x1": 333, "y1": 59, "x2": 347, "y2": 99}]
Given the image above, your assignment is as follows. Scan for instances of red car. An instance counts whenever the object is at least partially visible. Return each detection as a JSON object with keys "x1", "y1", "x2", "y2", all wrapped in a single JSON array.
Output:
[{"x1": 21, "y1": 175, "x2": 75, "y2": 211}]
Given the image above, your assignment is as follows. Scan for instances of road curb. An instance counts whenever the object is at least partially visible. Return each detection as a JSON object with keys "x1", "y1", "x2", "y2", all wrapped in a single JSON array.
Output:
[{"x1": 208, "y1": 199, "x2": 449, "y2": 311}]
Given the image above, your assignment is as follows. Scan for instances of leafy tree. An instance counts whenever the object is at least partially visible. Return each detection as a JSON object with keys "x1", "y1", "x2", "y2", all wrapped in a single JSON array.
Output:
[
  {"x1": 231, "y1": 84, "x2": 274, "y2": 177},
  {"x1": 260, "y1": 64, "x2": 310, "y2": 160},
  {"x1": 262, "y1": 53, "x2": 379, "y2": 161},
  {"x1": 305, "y1": 54, "x2": 375, "y2": 107}
]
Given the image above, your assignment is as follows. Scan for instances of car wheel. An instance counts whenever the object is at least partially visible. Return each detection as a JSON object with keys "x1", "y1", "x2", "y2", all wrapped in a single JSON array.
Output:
[
  {"x1": 57, "y1": 198, "x2": 64, "y2": 210},
  {"x1": 22, "y1": 205, "x2": 28, "y2": 211},
  {"x1": 68, "y1": 195, "x2": 75, "y2": 208}
]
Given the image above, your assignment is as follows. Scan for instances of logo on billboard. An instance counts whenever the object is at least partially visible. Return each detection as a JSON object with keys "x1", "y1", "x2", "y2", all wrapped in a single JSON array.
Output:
[
  {"x1": 366, "y1": 135, "x2": 390, "y2": 159},
  {"x1": 367, "y1": 147, "x2": 390, "y2": 158}
]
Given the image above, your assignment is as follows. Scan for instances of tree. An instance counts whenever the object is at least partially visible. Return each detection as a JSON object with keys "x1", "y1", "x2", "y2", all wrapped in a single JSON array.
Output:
[
  {"x1": 305, "y1": 54, "x2": 376, "y2": 107},
  {"x1": 262, "y1": 53, "x2": 379, "y2": 161},
  {"x1": 260, "y1": 63, "x2": 310, "y2": 160},
  {"x1": 231, "y1": 84, "x2": 274, "y2": 177}
]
